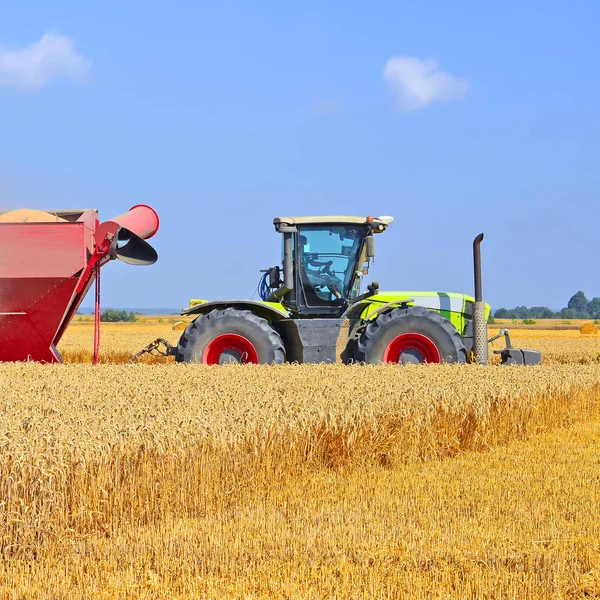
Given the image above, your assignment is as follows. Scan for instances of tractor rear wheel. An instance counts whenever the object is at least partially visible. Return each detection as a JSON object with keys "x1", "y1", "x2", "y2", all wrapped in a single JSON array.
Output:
[
  {"x1": 356, "y1": 306, "x2": 466, "y2": 364},
  {"x1": 176, "y1": 308, "x2": 285, "y2": 364}
]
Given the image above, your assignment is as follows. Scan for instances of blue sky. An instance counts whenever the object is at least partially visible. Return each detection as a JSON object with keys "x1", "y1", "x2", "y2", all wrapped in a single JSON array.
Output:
[{"x1": 1, "y1": 1, "x2": 598, "y2": 311}]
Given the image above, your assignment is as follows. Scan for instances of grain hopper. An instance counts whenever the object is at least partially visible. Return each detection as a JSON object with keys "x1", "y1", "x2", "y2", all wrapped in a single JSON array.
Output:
[{"x1": 0, "y1": 205, "x2": 159, "y2": 363}]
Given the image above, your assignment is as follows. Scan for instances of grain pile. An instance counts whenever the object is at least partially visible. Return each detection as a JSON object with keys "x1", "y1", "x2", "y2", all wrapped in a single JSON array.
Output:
[{"x1": 0, "y1": 208, "x2": 67, "y2": 222}]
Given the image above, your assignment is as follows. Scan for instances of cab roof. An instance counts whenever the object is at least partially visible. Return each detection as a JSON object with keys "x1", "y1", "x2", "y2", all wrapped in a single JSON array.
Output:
[{"x1": 273, "y1": 215, "x2": 394, "y2": 232}]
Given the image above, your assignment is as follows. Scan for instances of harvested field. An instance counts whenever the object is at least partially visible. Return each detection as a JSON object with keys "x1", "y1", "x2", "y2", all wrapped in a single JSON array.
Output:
[{"x1": 1, "y1": 358, "x2": 600, "y2": 598}]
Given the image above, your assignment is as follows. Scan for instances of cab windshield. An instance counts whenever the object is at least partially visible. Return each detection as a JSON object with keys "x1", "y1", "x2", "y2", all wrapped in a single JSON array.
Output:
[{"x1": 296, "y1": 225, "x2": 364, "y2": 306}]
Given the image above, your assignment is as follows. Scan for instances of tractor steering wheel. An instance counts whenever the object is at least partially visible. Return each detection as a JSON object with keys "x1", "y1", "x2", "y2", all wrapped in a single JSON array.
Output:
[
  {"x1": 318, "y1": 260, "x2": 334, "y2": 275},
  {"x1": 317, "y1": 262, "x2": 343, "y2": 299}
]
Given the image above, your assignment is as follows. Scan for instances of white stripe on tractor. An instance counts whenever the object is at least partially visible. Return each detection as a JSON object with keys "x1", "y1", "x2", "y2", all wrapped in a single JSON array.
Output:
[{"x1": 411, "y1": 296, "x2": 463, "y2": 313}]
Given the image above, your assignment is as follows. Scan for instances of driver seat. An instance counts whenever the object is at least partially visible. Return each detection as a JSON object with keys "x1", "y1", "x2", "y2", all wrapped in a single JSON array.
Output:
[{"x1": 298, "y1": 260, "x2": 343, "y2": 308}]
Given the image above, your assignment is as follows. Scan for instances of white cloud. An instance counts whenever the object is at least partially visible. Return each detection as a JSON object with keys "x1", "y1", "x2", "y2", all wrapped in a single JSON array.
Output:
[
  {"x1": 0, "y1": 32, "x2": 91, "y2": 91},
  {"x1": 383, "y1": 56, "x2": 468, "y2": 112}
]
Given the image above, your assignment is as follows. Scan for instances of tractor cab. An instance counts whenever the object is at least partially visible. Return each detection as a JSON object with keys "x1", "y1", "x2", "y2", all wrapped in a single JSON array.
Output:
[{"x1": 271, "y1": 216, "x2": 394, "y2": 317}]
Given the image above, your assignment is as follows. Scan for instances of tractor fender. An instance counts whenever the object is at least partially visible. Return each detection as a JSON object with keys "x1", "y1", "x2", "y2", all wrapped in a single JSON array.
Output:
[
  {"x1": 343, "y1": 298, "x2": 414, "y2": 322},
  {"x1": 337, "y1": 299, "x2": 414, "y2": 363},
  {"x1": 181, "y1": 299, "x2": 289, "y2": 323}
]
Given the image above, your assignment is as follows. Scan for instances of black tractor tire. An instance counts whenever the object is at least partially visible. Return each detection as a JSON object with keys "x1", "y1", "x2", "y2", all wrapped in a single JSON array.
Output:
[
  {"x1": 356, "y1": 306, "x2": 467, "y2": 364},
  {"x1": 176, "y1": 308, "x2": 286, "y2": 364}
]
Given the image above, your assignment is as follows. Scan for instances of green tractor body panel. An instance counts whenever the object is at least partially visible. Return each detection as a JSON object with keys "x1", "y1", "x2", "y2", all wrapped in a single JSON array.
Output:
[
  {"x1": 182, "y1": 299, "x2": 289, "y2": 322},
  {"x1": 182, "y1": 293, "x2": 489, "y2": 335},
  {"x1": 357, "y1": 291, "x2": 490, "y2": 335}
]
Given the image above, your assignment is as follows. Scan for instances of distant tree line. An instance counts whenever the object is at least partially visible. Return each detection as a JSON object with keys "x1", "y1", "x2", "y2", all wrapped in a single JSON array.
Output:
[
  {"x1": 100, "y1": 309, "x2": 138, "y2": 322},
  {"x1": 494, "y1": 291, "x2": 600, "y2": 320}
]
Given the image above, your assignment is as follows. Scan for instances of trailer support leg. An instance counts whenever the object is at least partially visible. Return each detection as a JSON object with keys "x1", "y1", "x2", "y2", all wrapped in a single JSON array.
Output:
[{"x1": 93, "y1": 265, "x2": 101, "y2": 365}]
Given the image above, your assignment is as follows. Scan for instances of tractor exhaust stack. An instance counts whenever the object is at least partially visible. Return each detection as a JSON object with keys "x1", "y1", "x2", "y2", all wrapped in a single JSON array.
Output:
[{"x1": 472, "y1": 233, "x2": 488, "y2": 365}]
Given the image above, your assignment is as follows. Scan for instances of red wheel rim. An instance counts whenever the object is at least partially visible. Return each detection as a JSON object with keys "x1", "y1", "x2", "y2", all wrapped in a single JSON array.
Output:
[
  {"x1": 202, "y1": 334, "x2": 259, "y2": 364},
  {"x1": 383, "y1": 333, "x2": 441, "y2": 364}
]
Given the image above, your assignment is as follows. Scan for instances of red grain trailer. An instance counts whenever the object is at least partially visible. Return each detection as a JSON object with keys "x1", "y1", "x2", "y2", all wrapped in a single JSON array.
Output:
[{"x1": 0, "y1": 205, "x2": 159, "y2": 363}]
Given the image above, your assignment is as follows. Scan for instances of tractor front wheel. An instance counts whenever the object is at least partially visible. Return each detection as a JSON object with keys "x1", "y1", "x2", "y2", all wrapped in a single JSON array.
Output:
[
  {"x1": 356, "y1": 306, "x2": 466, "y2": 364},
  {"x1": 176, "y1": 308, "x2": 285, "y2": 364}
]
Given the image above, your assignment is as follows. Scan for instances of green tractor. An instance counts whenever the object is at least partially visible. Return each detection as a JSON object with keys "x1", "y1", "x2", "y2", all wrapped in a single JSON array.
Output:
[{"x1": 137, "y1": 216, "x2": 541, "y2": 365}]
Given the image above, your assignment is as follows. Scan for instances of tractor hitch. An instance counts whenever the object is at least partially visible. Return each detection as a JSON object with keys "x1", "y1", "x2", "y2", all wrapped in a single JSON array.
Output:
[
  {"x1": 489, "y1": 328, "x2": 542, "y2": 366},
  {"x1": 127, "y1": 338, "x2": 177, "y2": 363},
  {"x1": 495, "y1": 347, "x2": 542, "y2": 366}
]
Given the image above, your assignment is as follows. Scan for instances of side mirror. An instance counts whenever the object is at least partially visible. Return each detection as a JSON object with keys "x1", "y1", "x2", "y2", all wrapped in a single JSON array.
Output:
[
  {"x1": 268, "y1": 266, "x2": 281, "y2": 289},
  {"x1": 366, "y1": 235, "x2": 375, "y2": 259}
]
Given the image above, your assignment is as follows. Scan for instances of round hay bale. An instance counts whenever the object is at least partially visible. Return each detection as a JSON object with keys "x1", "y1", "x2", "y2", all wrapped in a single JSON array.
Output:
[
  {"x1": 0, "y1": 209, "x2": 67, "y2": 223},
  {"x1": 172, "y1": 321, "x2": 188, "y2": 331},
  {"x1": 580, "y1": 322, "x2": 598, "y2": 335}
]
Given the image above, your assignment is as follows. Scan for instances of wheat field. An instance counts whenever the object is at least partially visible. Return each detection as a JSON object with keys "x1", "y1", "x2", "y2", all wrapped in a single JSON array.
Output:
[{"x1": 0, "y1": 321, "x2": 598, "y2": 598}]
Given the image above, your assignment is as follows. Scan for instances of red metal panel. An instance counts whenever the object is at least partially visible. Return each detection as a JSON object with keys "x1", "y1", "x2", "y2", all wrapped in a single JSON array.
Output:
[
  {"x1": 0, "y1": 275, "x2": 76, "y2": 312},
  {"x1": 0, "y1": 221, "x2": 88, "y2": 362},
  {"x1": 29, "y1": 278, "x2": 79, "y2": 354},
  {"x1": 53, "y1": 269, "x2": 96, "y2": 347},
  {"x1": 0, "y1": 277, "x2": 78, "y2": 362},
  {"x1": 0, "y1": 223, "x2": 86, "y2": 278},
  {"x1": 0, "y1": 313, "x2": 60, "y2": 363}
]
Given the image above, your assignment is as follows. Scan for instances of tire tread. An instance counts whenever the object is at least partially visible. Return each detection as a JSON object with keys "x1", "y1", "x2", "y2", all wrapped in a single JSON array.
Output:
[
  {"x1": 176, "y1": 308, "x2": 285, "y2": 364},
  {"x1": 356, "y1": 306, "x2": 466, "y2": 364}
]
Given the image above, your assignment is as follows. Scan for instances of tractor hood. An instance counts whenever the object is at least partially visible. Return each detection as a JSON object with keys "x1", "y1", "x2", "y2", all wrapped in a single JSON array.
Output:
[
  {"x1": 371, "y1": 291, "x2": 475, "y2": 314},
  {"x1": 356, "y1": 291, "x2": 490, "y2": 335}
]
